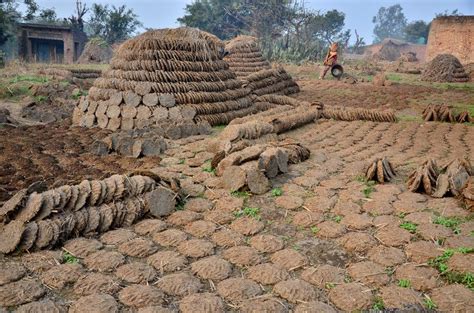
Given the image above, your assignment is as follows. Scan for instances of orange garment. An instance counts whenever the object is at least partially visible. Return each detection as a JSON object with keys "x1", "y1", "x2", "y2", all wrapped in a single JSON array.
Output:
[{"x1": 323, "y1": 43, "x2": 338, "y2": 66}]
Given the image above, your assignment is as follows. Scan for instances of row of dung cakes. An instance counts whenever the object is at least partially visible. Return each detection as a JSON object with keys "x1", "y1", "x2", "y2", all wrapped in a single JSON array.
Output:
[
  {"x1": 224, "y1": 35, "x2": 299, "y2": 96},
  {"x1": 72, "y1": 27, "x2": 256, "y2": 128}
]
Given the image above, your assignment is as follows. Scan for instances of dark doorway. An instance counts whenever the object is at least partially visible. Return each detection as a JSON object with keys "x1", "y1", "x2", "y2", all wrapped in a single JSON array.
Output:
[{"x1": 30, "y1": 39, "x2": 64, "y2": 63}]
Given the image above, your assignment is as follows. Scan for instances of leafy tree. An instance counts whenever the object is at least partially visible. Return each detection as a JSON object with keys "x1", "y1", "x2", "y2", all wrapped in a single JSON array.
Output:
[
  {"x1": 87, "y1": 4, "x2": 142, "y2": 44},
  {"x1": 404, "y1": 20, "x2": 429, "y2": 44},
  {"x1": 372, "y1": 4, "x2": 407, "y2": 43},
  {"x1": 0, "y1": 0, "x2": 21, "y2": 46},
  {"x1": 177, "y1": 0, "x2": 245, "y2": 40},
  {"x1": 177, "y1": 0, "x2": 350, "y2": 62}
]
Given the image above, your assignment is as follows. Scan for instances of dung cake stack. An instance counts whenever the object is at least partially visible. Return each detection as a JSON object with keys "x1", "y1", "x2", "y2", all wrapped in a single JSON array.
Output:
[
  {"x1": 224, "y1": 35, "x2": 272, "y2": 78},
  {"x1": 224, "y1": 36, "x2": 299, "y2": 95},
  {"x1": 72, "y1": 27, "x2": 254, "y2": 128},
  {"x1": 421, "y1": 54, "x2": 469, "y2": 82}
]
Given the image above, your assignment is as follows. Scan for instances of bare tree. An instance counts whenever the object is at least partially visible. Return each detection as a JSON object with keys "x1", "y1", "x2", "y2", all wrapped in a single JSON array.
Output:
[{"x1": 67, "y1": 0, "x2": 88, "y2": 31}]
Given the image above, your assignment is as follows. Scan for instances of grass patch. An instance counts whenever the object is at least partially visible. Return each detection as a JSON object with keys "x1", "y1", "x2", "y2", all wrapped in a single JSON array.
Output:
[
  {"x1": 399, "y1": 221, "x2": 417, "y2": 233},
  {"x1": 332, "y1": 215, "x2": 342, "y2": 223},
  {"x1": 34, "y1": 95, "x2": 47, "y2": 103},
  {"x1": 202, "y1": 162, "x2": 216, "y2": 175},
  {"x1": 234, "y1": 207, "x2": 261, "y2": 220},
  {"x1": 71, "y1": 89, "x2": 87, "y2": 100},
  {"x1": 386, "y1": 73, "x2": 403, "y2": 82},
  {"x1": 63, "y1": 251, "x2": 79, "y2": 264},
  {"x1": 372, "y1": 296, "x2": 385, "y2": 310},
  {"x1": 362, "y1": 180, "x2": 376, "y2": 198},
  {"x1": 271, "y1": 187, "x2": 283, "y2": 197},
  {"x1": 213, "y1": 125, "x2": 227, "y2": 130},
  {"x1": 356, "y1": 175, "x2": 377, "y2": 198},
  {"x1": 9, "y1": 74, "x2": 48, "y2": 84},
  {"x1": 230, "y1": 190, "x2": 251, "y2": 198},
  {"x1": 433, "y1": 216, "x2": 462, "y2": 234},
  {"x1": 423, "y1": 296, "x2": 437, "y2": 310},
  {"x1": 429, "y1": 247, "x2": 474, "y2": 290},
  {"x1": 397, "y1": 114, "x2": 422, "y2": 122},
  {"x1": 310, "y1": 226, "x2": 319, "y2": 235},
  {"x1": 398, "y1": 279, "x2": 411, "y2": 288}
]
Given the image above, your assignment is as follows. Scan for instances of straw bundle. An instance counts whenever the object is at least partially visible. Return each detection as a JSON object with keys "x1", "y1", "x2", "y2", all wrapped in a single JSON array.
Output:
[{"x1": 72, "y1": 27, "x2": 254, "y2": 129}]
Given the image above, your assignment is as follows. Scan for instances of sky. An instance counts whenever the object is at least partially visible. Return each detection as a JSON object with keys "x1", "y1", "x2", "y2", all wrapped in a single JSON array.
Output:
[{"x1": 30, "y1": 0, "x2": 474, "y2": 43}]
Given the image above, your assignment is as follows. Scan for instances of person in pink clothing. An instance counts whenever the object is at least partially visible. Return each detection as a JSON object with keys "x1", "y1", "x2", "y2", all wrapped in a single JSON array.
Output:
[{"x1": 319, "y1": 42, "x2": 339, "y2": 79}]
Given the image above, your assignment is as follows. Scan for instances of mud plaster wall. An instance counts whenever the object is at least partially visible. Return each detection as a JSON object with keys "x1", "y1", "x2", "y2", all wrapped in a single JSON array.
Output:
[{"x1": 426, "y1": 16, "x2": 474, "y2": 64}]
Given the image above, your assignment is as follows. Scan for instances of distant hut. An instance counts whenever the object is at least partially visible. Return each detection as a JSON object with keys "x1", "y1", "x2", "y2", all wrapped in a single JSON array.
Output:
[{"x1": 77, "y1": 37, "x2": 113, "y2": 64}]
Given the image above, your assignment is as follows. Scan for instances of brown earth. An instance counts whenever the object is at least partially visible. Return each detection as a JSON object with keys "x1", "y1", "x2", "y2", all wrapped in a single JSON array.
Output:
[{"x1": 0, "y1": 64, "x2": 473, "y2": 312}]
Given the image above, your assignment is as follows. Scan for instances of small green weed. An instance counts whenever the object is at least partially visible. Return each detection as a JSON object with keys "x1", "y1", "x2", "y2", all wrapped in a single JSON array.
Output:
[
  {"x1": 372, "y1": 297, "x2": 385, "y2": 310},
  {"x1": 178, "y1": 159, "x2": 185, "y2": 164},
  {"x1": 230, "y1": 190, "x2": 250, "y2": 198},
  {"x1": 325, "y1": 282, "x2": 335, "y2": 289},
  {"x1": 34, "y1": 95, "x2": 47, "y2": 103},
  {"x1": 362, "y1": 180, "x2": 376, "y2": 198},
  {"x1": 310, "y1": 226, "x2": 319, "y2": 234},
  {"x1": 271, "y1": 187, "x2": 283, "y2": 197},
  {"x1": 398, "y1": 279, "x2": 411, "y2": 288},
  {"x1": 332, "y1": 215, "x2": 342, "y2": 223},
  {"x1": 71, "y1": 89, "x2": 87, "y2": 100},
  {"x1": 400, "y1": 222, "x2": 417, "y2": 233},
  {"x1": 63, "y1": 251, "x2": 79, "y2": 264},
  {"x1": 423, "y1": 296, "x2": 437, "y2": 309},
  {"x1": 433, "y1": 216, "x2": 462, "y2": 234},
  {"x1": 234, "y1": 207, "x2": 261, "y2": 220},
  {"x1": 202, "y1": 163, "x2": 216, "y2": 175}
]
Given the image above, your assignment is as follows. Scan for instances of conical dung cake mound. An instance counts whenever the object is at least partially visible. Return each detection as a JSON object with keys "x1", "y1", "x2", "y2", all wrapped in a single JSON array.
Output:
[
  {"x1": 421, "y1": 54, "x2": 469, "y2": 83},
  {"x1": 224, "y1": 35, "x2": 272, "y2": 78},
  {"x1": 72, "y1": 27, "x2": 254, "y2": 128},
  {"x1": 224, "y1": 36, "x2": 299, "y2": 96}
]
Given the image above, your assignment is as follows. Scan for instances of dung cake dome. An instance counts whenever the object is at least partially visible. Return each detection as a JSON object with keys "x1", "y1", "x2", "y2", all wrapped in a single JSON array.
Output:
[
  {"x1": 421, "y1": 54, "x2": 469, "y2": 83},
  {"x1": 72, "y1": 27, "x2": 255, "y2": 128},
  {"x1": 224, "y1": 35, "x2": 299, "y2": 96}
]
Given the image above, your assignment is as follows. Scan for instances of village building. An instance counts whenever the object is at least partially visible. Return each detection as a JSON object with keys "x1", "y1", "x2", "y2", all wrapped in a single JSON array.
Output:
[{"x1": 18, "y1": 23, "x2": 87, "y2": 64}]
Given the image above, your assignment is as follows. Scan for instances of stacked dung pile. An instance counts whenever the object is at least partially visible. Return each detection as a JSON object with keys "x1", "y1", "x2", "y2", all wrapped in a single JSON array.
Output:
[
  {"x1": 77, "y1": 37, "x2": 113, "y2": 64},
  {"x1": 421, "y1": 54, "x2": 469, "y2": 82},
  {"x1": 224, "y1": 35, "x2": 271, "y2": 78},
  {"x1": 212, "y1": 139, "x2": 310, "y2": 194},
  {"x1": 423, "y1": 104, "x2": 472, "y2": 123},
  {"x1": 224, "y1": 35, "x2": 299, "y2": 95},
  {"x1": 463, "y1": 177, "x2": 474, "y2": 211},
  {"x1": 219, "y1": 101, "x2": 321, "y2": 143},
  {"x1": 365, "y1": 157, "x2": 397, "y2": 183},
  {"x1": 69, "y1": 68, "x2": 103, "y2": 79},
  {"x1": 242, "y1": 67, "x2": 300, "y2": 95},
  {"x1": 0, "y1": 174, "x2": 179, "y2": 254},
  {"x1": 321, "y1": 106, "x2": 397, "y2": 123},
  {"x1": 72, "y1": 27, "x2": 254, "y2": 130},
  {"x1": 407, "y1": 158, "x2": 472, "y2": 197}
]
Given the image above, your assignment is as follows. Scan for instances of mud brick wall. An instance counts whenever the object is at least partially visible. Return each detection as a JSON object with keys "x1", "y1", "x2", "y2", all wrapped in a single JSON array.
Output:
[{"x1": 426, "y1": 16, "x2": 474, "y2": 64}]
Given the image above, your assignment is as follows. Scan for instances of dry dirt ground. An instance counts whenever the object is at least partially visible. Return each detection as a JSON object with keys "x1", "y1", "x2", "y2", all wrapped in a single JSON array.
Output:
[{"x1": 0, "y1": 66, "x2": 473, "y2": 312}]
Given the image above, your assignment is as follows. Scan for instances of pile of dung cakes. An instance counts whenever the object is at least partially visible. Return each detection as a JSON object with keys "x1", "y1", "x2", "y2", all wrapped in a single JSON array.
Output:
[
  {"x1": 224, "y1": 35, "x2": 299, "y2": 95},
  {"x1": 224, "y1": 35, "x2": 272, "y2": 78},
  {"x1": 0, "y1": 174, "x2": 162, "y2": 254},
  {"x1": 421, "y1": 54, "x2": 469, "y2": 83},
  {"x1": 72, "y1": 27, "x2": 255, "y2": 129}
]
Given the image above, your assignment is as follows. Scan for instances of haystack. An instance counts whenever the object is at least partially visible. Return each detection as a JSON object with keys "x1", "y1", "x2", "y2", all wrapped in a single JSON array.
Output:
[
  {"x1": 224, "y1": 36, "x2": 299, "y2": 95},
  {"x1": 77, "y1": 38, "x2": 113, "y2": 64},
  {"x1": 421, "y1": 54, "x2": 469, "y2": 82},
  {"x1": 72, "y1": 28, "x2": 255, "y2": 129}
]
